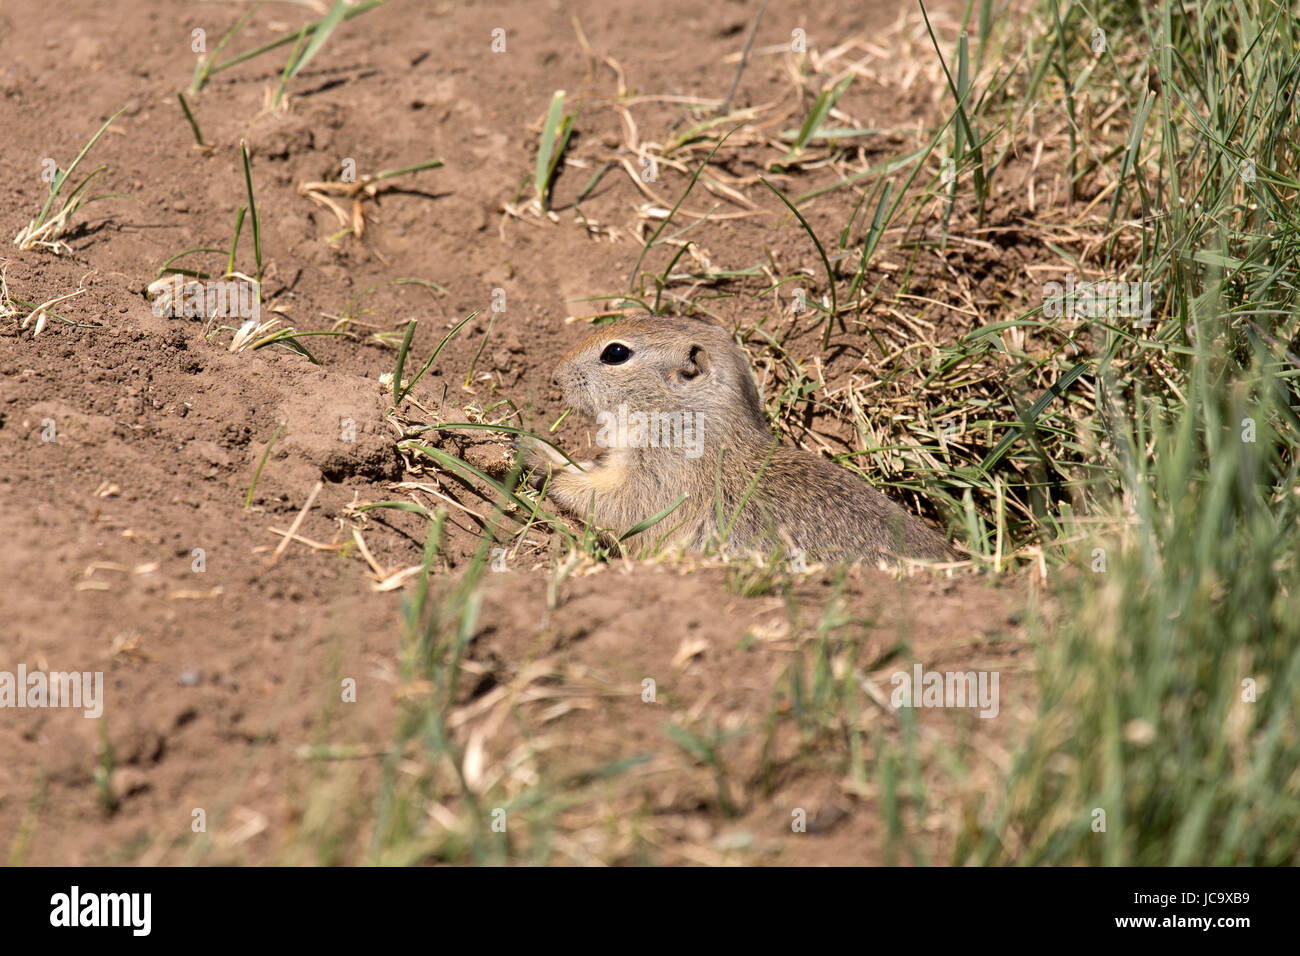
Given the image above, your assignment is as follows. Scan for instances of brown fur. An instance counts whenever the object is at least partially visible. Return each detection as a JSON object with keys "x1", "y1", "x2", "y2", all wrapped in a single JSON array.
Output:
[{"x1": 519, "y1": 315, "x2": 955, "y2": 563}]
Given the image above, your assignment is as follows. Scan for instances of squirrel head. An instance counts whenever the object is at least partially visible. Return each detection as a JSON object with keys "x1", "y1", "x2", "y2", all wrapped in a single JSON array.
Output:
[{"x1": 555, "y1": 315, "x2": 769, "y2": 433}]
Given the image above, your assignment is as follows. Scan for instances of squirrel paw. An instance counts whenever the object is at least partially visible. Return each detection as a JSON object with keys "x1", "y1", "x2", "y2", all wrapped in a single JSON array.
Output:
[{"x1": 515, "y1": 436, "x2": 562, "y2": 490}]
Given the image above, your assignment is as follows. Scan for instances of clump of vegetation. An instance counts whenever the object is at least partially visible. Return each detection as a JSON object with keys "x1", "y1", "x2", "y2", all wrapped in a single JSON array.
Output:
[{"x1": 13, "y1": 107, "x2": 130, "y2": 254}]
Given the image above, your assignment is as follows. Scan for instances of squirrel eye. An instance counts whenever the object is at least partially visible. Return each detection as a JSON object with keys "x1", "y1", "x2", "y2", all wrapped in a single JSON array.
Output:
[{"x1": 599, "y1": 342, "x2": 632, "y2": 365}]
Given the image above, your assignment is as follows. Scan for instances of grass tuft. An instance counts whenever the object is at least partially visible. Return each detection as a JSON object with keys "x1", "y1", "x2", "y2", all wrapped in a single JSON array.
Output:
[{"x1": 13, "y1": 107, "x2": 130, "y2": 254}]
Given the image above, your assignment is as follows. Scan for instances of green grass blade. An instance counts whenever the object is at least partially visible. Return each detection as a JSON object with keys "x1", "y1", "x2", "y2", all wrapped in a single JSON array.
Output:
[
  {"x1": 412, "y1": 423, "x2": 586, "y2": 472},
  {"x1": 979, "y1": 361, "x2": 1089, "y2": 472},
  {"x1": 176, "y1": 92, "x2": 205, "y2": 147},
  {"x1": 392, "y1": 319, "x2": 417, "y2": 407},
  {"x1": 239, "y1": 142, "x2": 262, "y2": 289},
  {"x1": 396, "y1": 310, "x2": 479, "y2": 406},
  {"x1": 158, "y1": 247, "x2": 227, "y2": 278},
  {"x1": 190, "y1": 1, "x2": 265, "y2": 93},
  {"x1": 401, "y1": 442, "x2": 576, "y2": 542},
  {"x1": 203, "y1": 0, "x2": 384, "y2": 80},
  {"x1": 628, "y1": 122, "x2": 746, "y2": 292},
  {"x1": 226, "y1": 206, "x2": 247, "y2": 278},
  {"x1": 245, "y1": 423, "x2": 284, "y2": 508},
  {"x1": 288, "y1": 0, "x2": 350, "y2": 79},
  {"x1": 619, "y1": 493, "x2": 689, "y2": 542},
  {"x1": 773, "y1": 74, "x2": 854, "y2": 168},
  {"x1": 36, "y1": 107, "x2": 126, "y2": 227},
  {"x1": 535, "y1": 91, "x2": 574, "y2": 212},
  {"x1": 760, "y1": 177, "x2": 838, "y2": 348}
]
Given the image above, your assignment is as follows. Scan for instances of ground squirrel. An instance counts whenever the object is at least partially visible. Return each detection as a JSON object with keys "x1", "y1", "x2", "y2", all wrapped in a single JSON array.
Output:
[{"x1": 518, "y1": 315, "x2": 955, "y2": 563}]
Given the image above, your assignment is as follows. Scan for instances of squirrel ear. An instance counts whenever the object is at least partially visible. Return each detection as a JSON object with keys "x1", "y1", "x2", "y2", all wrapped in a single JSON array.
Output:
[{"x1": 677, "y1": 344, "x2": 711, "y2": 382}]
